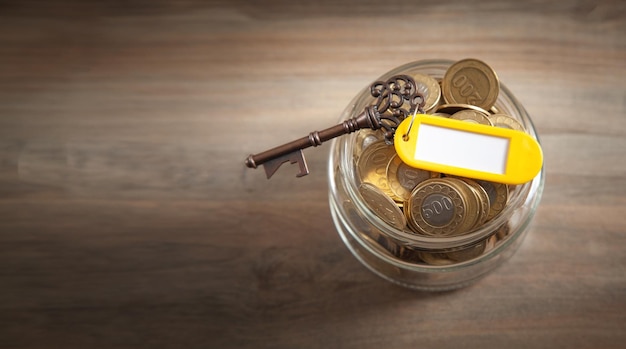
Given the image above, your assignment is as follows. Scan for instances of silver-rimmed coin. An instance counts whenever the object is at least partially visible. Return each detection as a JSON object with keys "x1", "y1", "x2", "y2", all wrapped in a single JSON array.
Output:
[
  {"x1": 387, "y1": 154, "x2": 439, "y2": 201},
  {"x1": 405, "y1": 178, "x2": 468, "y2": 237},
  {"x1": 354, "y1": 129, "x2": 383, "y2": 159}
]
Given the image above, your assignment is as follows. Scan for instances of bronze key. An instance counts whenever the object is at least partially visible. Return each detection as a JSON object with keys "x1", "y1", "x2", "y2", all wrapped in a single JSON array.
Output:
[{"x1": 244, "y1": 75, "x2": 425, "y2": 179}]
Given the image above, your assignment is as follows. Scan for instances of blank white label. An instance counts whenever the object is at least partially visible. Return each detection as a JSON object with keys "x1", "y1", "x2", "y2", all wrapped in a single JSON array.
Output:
[{"x1": 414, "y1": 124, "x2": 510, "y2": 174}]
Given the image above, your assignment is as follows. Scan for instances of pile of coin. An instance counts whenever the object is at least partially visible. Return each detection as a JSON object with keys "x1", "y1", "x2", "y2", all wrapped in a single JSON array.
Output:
[
  {"x1": 353, "y1": 58, "x2": 524, "y2": 264},
  {"x1": 361, "y1": 215, "x2": 510, "y2": 266}
]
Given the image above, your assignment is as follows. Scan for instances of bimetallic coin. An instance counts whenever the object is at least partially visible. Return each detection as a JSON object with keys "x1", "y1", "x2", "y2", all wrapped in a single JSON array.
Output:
[
  {"x1": 359, "y1": 182, "x2": 407, "y2": 230},
  {"x1": 412, "y1": 73, "x2": 441, "y2": 113},
  {"x1": 450, "y1": 109, "x2": 493, "y2": 125},
  {"x1": 405, "y1": 178, "x2": 468, "y2": 237},
  {"x1": 475, "y1": 179, "x2": 509, "y2": 221},
  {"x1": 435, "y1": 103, "x2": 490, "y2": 116},
  {"x1": 387, "y1": 154, "x2": 439, "y2": 201},
  {"x1": 446, "y1": 178, "x2": 481, "y2": 234},
  {"x1": 357, "y1": 141, "x2": 398, "y2": 200},
  {"x1": 361, "y1": 133, "x2": 380, "y2": 149},
  {"x1": 459, "y1": 178, "x2": 491, "y2": 228},
  {"x1": 489, "y1": 113, "x2": 525, "y2": 132},
  {"x1": 442, "y1": 58, "x2": 500, "y2": 111},
  {"x1": 354, "y1": 129, "x2": 383, "y2": 159}
]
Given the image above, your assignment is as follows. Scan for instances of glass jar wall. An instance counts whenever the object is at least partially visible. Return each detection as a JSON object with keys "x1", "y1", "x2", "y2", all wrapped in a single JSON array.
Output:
[{"x1": 327, "y1": 59, "x2": 544, "y2": 291}]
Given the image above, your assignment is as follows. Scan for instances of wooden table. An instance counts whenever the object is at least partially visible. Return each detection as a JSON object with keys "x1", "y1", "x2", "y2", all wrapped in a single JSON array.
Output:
[{"x1": 1, "y1": 1, "x2": 625, "y2": 348}]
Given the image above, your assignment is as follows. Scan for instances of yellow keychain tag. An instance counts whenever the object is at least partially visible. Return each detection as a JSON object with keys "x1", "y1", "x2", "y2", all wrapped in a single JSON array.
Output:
[{"x1": 394, "y1": 114, "x2": 543, "y2": 185}]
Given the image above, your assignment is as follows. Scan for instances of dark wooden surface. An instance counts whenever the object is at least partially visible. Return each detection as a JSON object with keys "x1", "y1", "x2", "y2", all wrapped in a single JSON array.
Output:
[{"x1": 1, "y1": 1, "x2": 625, "y2": 348}]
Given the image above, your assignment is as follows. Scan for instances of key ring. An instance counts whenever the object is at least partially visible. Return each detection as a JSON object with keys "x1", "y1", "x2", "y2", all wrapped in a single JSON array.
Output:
[{"x1": 402, "y1": 106, "x2": 424, "y2": 141}]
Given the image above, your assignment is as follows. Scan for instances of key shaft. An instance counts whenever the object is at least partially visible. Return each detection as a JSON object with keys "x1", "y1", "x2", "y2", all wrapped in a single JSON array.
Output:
[{"x1": 245, "y1": 106, "x2": 381, "y2": 170}]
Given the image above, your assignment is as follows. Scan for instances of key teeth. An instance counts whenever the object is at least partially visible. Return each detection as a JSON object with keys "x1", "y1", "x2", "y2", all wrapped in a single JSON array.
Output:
[
  {"x1": 263, "y1": 160, "x2": 282, "y2": 179},
  {"x1": 262, "y1": 150, "x2": 309, "y2": 179},
  {"x1": 296, "y1": 156, "x2": 310, "y2": 177}
]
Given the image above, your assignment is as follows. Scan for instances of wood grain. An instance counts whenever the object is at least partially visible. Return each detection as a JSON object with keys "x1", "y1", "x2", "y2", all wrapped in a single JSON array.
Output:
[{"x1": 1, "y1": 1, "x2": 625, "y2": 348}]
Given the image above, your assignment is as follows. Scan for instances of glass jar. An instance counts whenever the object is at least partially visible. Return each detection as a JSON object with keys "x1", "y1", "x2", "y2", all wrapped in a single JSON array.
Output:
[{"x1": 327, "y1": 59, "x2": 545, "y2": 291}]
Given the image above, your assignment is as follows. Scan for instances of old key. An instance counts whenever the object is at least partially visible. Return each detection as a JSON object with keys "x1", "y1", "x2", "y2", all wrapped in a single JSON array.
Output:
[{"x1": 245, "y1": 75, "x2": 425, "y2": 179}]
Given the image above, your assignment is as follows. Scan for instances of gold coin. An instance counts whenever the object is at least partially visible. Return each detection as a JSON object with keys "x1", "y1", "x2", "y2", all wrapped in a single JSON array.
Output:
[
  {"x1": 377, "y1": 236, "x2": 405, "y2": 258},
  {"x1": 446, "y1": 241, "x2": 487, "y2": 262},
  {"x1": 435, "y1": 103, "x2": 490, "y2": 116},
  {"x1": 411, "y1": 73, "x2": 441, "y2": 113},
  {"x1": 359, "y1": 233, "x2": 391, "y2": 257},
  {"x1": 387, "y1": 154, "x2": 439, "y2": 201},
  {"x1": 495, "y1": 223, "x2": 511, "y2": 240},
  {"x1": 396, "y1": 246, "x2": 421, "y2": 263},
  {"x1": 417, "y1": 251, "x2": 455, "y2": 266},
  {"x1": 359, "y1": 182, "x2": 406, "y2": 230},
  {"x1": 430, "y1": 112, "x2": 451, "y2": 117},
  {"x1": 359, "y1": 233, "x2": 402, "y2": 258},
  {"x1": 488, "y1": 113, "x2": 525, "y2": 132},
  {"x1": 344, "y1": 201, "x2": 404, "y2": 257},
  {"x1": 475, "y1": 179, "x2": 509, "y2": 221},
  {"x1": 459, "y1": 178, "x2": 491, "y2": 229},
  {"x1": 357, "y1": 140, "x2": 387, "y2": 179},
  {"x1": 446, "y1": 178, "x2": 481, "y2": 234},
  {"x1": 357, "y1": 140, "x2": 398, "y2": 200},
  {"x1": 343, "y1": 201, "x2": 374, "y2": 235},
  {"x1": 436, "y1": 180, "x2": 490, "y2": 230},
  {"x1": 484, "y1": 234, "x2": 497, "y2": 252},
  {"x1": 450, "y1": 109, "x2": 493, "y2": 125},
  {"x1": 363, "y1": 230, "x2": 404, "y2": 257},
  {"x1": 442, "y1": 58, "x2": 500, "y2": 110},
  {"x1": 405, "y1": 178, "x2": 469, "y2": 237}
]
